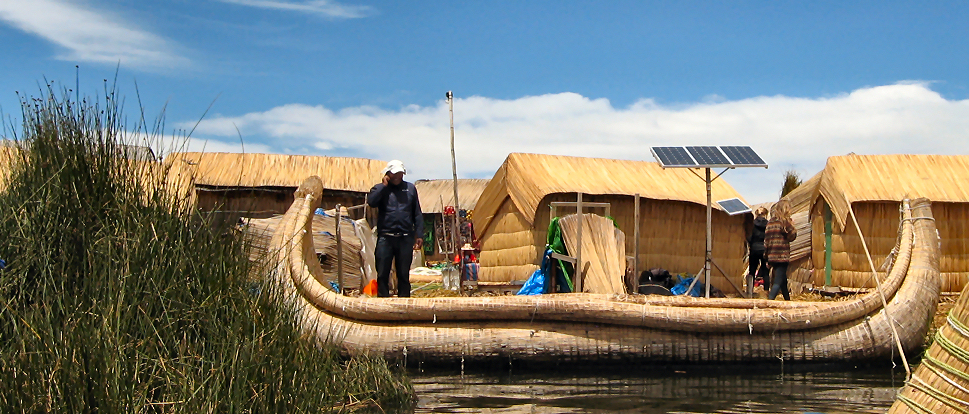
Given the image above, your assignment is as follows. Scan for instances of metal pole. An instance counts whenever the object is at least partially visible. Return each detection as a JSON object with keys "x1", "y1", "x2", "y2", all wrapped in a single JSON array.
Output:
[
  {"x1": 575, "y1": 192, "x2": 583, "y2": 293},
  {"x1": 633, "y1": 193, "x2": 640, "y2": 294},
  {"x1": 447, "y1": 91, "x2": 463, "y2": 292},
  {"x1": 336, "y1": 204, "x2": 344, "y2": 295},
  {"x1": 447, "y1": 91, "x2": 461, "y2": 217},
  {"x1": 705, "y1": 168, "x2": 712, "y2": 299}
]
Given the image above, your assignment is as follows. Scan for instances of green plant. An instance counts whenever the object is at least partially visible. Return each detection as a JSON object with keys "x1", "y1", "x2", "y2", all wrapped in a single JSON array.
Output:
[
  {"x1": 0, "y1": 82, "x2": 413, "y2": 412},
  {"x1": 780, "y1": 169, "x2": 802, "y2": 198}
]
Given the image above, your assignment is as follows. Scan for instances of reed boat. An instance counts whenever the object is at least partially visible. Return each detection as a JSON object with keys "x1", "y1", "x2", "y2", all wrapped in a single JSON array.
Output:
[
  {"x1": 266, "y1": 176, "x2": 941, "y2": 364},
  {"x1": 891, "y1": 265, "x2": 969, "y2": 412}
]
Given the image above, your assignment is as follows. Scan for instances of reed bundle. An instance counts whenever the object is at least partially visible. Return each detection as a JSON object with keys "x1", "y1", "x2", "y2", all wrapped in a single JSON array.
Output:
[
  {"x1": 246, "y1": 211, "x2": 367, "y2": 290},
  {"x1": 559, "y1": 213, "x2": 626, "y2": 294},
  {"x1": 890, "y1": 267, "x2": 969, "y2": 412}
]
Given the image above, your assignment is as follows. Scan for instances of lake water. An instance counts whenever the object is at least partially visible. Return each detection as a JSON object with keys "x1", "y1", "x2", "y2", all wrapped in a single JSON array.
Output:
[{"x1": 410, "y1": 362, "x2": 907, "y2": 413}]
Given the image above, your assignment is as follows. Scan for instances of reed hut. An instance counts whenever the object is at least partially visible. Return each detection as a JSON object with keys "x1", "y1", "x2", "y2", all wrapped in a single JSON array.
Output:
[
  {"x1": 414, "y1": 178, "x2": 491, "y2": 260},
  {"x1": 789, "y1": 154, "x2": 969, "y2": 292},
  {"x1": 164, "y1": 152, "x2": 386, "y2": 223},
  {"x1": 472, "y1": 153, "x2": 749, "y2": 292}
]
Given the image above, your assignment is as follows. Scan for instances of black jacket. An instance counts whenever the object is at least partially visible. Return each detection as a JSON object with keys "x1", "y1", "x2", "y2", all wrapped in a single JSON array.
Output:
[
  {"x1": 367, "y1": 181, "x2": 424, "y2": 237},
  {"x1": 749, "y1": 216, "x2": 768, "y2": 252}
]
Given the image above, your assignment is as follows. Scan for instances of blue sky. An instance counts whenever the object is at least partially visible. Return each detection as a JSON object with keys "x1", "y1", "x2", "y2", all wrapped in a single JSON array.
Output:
[{"x1": 2, "y1": 1, "x2": 969, "y2": 203}]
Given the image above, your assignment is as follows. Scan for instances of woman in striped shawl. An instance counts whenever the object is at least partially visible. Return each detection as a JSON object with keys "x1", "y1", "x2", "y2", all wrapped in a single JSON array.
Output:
[{"x1": 765, "y1": 199, "x2": 797, "y2": 300}]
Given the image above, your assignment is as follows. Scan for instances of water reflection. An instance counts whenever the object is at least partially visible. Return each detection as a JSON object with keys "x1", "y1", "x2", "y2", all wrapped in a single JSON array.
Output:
[{"x1": 412, "y1": 363, "x2": 906, "y2": 413}]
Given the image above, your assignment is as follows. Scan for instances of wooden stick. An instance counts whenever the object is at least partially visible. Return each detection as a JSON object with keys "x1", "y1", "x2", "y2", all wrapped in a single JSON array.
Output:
[
  {"x1": 575, "y1": 192, "x2": 584, "y2": 293},
  {"x1": 850, "y1": 202, "x2": 911, "y2": 379},
  {"x1": 634, "y1": 193, "x2": 640, "y2": 294},
  {"x1": 336, "y1": 203, "x2": 343, "y2": 295}
]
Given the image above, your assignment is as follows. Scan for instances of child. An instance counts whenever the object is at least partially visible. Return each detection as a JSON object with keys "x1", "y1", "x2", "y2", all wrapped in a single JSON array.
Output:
[{"x1": 748, "y1": 207, "x2": 770, "y2": 296}]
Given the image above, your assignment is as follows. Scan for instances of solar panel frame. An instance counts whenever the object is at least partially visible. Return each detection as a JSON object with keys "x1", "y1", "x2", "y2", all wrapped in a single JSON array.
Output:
[
  {"x1": 720, "y1": 146, "x2": 767, "y2": 167},
  {"x1": 716, "y1": 198, "x2": 751, "y2": 215},
  {"x1": 651, "y1": 147, "x2": 697, "y2": 168}
]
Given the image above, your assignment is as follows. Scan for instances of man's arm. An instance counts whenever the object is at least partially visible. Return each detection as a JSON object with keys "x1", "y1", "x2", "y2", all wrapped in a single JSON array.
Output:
[
  {"x1": 411, "y1": 183, "x2": 424, "y2": 237},
  {"x1": 367, "y1": 183, "x2": 388, "y2": 207}
]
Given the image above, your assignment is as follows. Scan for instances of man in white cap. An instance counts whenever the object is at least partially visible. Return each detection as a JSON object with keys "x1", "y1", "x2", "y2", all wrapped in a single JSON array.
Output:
[{"x1": 367, "y1": 160, "x2": 424, "y2": 297}]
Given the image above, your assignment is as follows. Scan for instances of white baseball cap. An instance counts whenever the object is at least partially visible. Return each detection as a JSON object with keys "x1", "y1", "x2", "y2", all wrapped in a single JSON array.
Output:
[{"x1": 383, "y1": 160, "x2": 406, "y2": 174}]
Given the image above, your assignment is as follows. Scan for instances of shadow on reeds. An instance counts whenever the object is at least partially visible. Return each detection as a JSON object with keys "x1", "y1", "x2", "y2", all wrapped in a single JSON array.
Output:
[{"x1": 0, "y1": 82, "x2": 413, "y2": 412}]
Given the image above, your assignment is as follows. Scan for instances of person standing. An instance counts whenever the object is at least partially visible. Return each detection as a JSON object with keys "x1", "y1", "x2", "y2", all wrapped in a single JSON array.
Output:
[
  {"x1": 367, "y1": 160, "x2": 424, "y2": 297},
  {"x1": 764, "y1": 200, "x2": 797, "y2": 301},
  {"x1": 747, "y1": 206, "x2": 770, "y2": 296}
]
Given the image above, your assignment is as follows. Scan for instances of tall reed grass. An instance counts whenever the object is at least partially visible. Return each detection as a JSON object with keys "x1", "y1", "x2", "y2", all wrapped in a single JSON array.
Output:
[{"x1": 0, "y1": 83, "x2": 413, "y2": 412}]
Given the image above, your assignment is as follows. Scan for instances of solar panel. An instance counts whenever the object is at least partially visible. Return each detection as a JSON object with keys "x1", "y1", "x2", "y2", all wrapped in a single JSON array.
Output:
[
  {"x1": 686, "y1": 146, "x2": 731, "y2": 167},
  {"x1": 650, "y1": 146, "x2": 767, "y2": 169},
  {"x1": 720, "y1": 146, "x2": 767, "y2": 167},
  {"x1": 716, "y1": 198, "x2": 751, "y2": 215},
  {"x1": 651, "y1": 147, "x2": 697, "y2": 168}
]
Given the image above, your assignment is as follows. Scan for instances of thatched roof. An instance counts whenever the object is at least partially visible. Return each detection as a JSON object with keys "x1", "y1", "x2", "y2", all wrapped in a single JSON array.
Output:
[
  {"x1": 164, "y1": 152, "x2": 387, "y2": 192},
  {"x1": 809, "y1": 154, "x2": 969, "y2": 230},
  {"x1": 474, "y1": 153, "x2": 747, "y2": 232},
  {"x1": 414, "y1": 179, "x2": 491, "y2": 213},
  {"x1": 782, "y1": 171, "x2": 823, "y2": 215}
]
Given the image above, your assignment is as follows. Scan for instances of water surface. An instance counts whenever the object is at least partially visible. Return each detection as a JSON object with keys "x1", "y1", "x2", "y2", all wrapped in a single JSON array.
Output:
[{"x1": 411, "y1": 363, "x2": 905, "y2": 413}]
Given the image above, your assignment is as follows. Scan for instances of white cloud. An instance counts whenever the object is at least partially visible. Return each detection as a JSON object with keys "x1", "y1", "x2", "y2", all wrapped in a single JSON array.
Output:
[
  {"x1": 0, "y1": 0, "x2": 188, "y2": 70},
  {"x1": 182, "y1": 82, "x2": 969, "y2": 204},
  {"x1": 217, "y1": 0, "x2": 373, "y2": 18}
]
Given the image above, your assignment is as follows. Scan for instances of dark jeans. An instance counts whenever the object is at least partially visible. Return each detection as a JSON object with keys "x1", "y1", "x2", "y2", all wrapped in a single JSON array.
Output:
[
  {"x1": 375, "y1": 235, "x2": 414, "y2": 297},
  {"x1": 749, "y1": 249, "x2": 769, "y2": 294},
  {"x1": 768, "y1": 262, "x2": 790, "y2": 301}
]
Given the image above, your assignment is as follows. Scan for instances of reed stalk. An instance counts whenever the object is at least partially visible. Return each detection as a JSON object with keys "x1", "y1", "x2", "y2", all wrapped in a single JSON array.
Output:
[{"x1": 0, "y1": 82, "x2": 412, "y2": 412}]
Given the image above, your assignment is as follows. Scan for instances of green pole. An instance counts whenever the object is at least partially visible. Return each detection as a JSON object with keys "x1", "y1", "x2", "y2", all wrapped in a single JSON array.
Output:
[{"x1": 824, "y1": 203, "x2": 833, "y2": 286}]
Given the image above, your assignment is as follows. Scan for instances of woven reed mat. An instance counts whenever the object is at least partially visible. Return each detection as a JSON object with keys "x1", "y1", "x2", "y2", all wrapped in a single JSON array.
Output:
[{"x1": 559, "y1": 213, "x2": 626, "y2": 294}]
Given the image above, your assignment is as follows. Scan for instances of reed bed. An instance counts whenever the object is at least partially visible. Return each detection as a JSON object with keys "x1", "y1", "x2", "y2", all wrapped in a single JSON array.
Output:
[{"x1": 0, "y1": 83, "x2": 412, "y2": 412}]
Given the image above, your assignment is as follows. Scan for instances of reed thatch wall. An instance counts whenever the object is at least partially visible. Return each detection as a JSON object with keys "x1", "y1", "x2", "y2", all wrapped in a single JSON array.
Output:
[
  {"x1": 791, "y1": 154, "x2": 969, "y2": 292},
  {"x1": 415, "y1": 178, "x2": 490, "y2": 213},
  {"x1": 819, "y1": 154, "x2": 969, "y2": 230},
  {"x1": 164, "y1": 152, "x2": 385, "y2": 221},
  {"x1": 478, "y1": 193, "x2": 748, "y2": 291},
  {"x1": 478, "y1": 197, "x2": 540, "y2": 282},
  {"x1": 784, "y1": 171, "x2": 822, "y2": 214},
  {"x1": 0, "y1": 145, "x2": 21, "y2": 191},
  {"x1": 811, "y1": 201, "x2": 969, "y2": 292},
  {"x1": 474, "y1": 153, "x2": 746, "y2": 235},
  {"x1": 474, "y1": 153, "x2": 748, "y2": 288},
  {"x1": 164, "y1": 152, "x2": 387, "y2": 191}
]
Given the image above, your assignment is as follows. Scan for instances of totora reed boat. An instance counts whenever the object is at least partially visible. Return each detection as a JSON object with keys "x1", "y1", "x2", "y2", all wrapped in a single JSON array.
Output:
[{"x1": 265, "y1": 176, "x2": 941, "y2": 364}]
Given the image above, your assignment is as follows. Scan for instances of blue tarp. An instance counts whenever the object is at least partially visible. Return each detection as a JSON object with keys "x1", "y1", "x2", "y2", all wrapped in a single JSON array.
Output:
[
  {"x1": 670, "y1": 277, "x2": 704, "y2": 297},
  {"x1": 517, "y1": 249, "x2": 552, "y2": 295}
]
